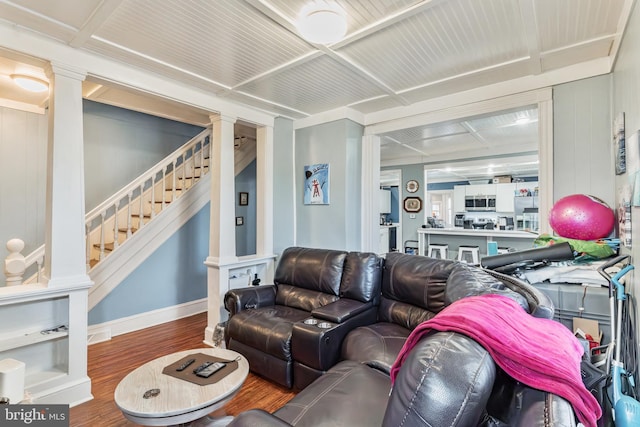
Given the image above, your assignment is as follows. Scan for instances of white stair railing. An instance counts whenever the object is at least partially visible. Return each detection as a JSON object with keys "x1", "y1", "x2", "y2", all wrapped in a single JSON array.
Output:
[
  {"x1": 85, "y1": 128, "x2": 211, "y2": 269},
  {"x1": 16, "y1": 128, "x2": 211, "y2": 282}
]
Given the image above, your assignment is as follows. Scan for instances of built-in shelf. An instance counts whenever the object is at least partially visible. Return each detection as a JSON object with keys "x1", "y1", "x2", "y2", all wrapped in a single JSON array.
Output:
[
  {"x1": 25, "y1": 369, "x2": 67, "y2": 390},
  {"x1": 0, "y1": 329, "x2": 68, "y2": 353}
]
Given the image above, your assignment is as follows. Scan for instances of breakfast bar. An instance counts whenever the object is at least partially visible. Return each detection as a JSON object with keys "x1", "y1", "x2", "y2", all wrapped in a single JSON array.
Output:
[{"x1": 417, "y1": 228, "x2": 539, "y2": 259}]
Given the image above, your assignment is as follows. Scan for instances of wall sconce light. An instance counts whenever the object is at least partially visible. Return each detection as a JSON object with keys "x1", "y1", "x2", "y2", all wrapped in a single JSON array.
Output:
[{"x1": 10, "y1": 74, "x2": 49, "y2": 92}]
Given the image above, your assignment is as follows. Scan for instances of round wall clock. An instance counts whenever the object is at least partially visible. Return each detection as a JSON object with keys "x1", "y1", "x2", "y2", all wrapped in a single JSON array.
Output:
[{"x1": 406, "y1": 180, "x2": 419, "y2": 193}]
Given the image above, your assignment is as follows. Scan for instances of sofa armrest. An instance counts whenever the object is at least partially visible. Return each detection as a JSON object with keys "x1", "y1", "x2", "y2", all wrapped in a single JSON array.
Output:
[
  {"x1": 311, "y1": 298, "x2": 374, "y2": 323},
  {"x1": 224, "y1": 285, "x2": 277, "y2": 317},
  {"x1": 227, "y1": 409, "x2": 292, "y2": 427}
]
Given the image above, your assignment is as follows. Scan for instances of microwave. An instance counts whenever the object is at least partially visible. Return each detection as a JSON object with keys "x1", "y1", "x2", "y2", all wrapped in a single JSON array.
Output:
[{"x1": 465, "y1": 195, "x2": 496, "y2": 211}]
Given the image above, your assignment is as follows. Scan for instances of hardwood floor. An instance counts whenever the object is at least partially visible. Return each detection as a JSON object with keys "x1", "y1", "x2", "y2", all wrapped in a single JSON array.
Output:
[{"x1": 70, "y1": 312, "x2": 297, "y2": 426}]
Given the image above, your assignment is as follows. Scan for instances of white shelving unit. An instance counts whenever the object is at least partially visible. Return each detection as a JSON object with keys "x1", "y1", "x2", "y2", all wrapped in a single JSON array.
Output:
[{"x1": 0, "y1": 283, "x2": 92, "y2": 406}]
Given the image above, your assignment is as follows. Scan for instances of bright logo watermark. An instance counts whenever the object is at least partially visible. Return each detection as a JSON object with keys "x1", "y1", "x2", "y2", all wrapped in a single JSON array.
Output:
[{"x1": 0, "y1": 405, "x2": 68, "y2": 426}]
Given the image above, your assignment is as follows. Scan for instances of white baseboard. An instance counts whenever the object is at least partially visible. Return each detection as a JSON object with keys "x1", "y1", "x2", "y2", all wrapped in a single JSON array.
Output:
[{"x1": 87, "y1": 298, "x2": 207, "y2": 345}]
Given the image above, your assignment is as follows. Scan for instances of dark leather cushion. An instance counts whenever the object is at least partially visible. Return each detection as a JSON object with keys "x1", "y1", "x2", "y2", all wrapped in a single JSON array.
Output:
[
  {"x1": 445, "y1": 263, "x2": 529, "y2": 311},
  {"x1": 226, "y1": 305, "x2": 310, "y2": 360},
  {"x1": 274, "y1": 247, "x2": 347, "y2": 295},
  {"x1": 274, "y1": 360, "x2": 391, "y2": 427},
  {"x1": 341, "y1": 322, "x2": 412, "y2": 374},
  {"x1": 339, "y1": 252, "x2": 383, "y2": 303},
  {"x1": 275, "y1": 284, "x2": 339, "y2": 312},
  {"x1": 383, "y1": 331, "x2": 496, "y2": 427},
  {"x1": 381, "y1": 252, "x2": 452, "y2": 314},
  {"x1": 377, "y1": 296, "x2": 436, "y2": 329}
]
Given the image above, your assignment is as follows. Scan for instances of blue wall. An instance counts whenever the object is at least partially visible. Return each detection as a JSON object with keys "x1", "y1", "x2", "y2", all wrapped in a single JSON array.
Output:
[
  {"x1": 83, "y1": 100, "x2": 204, "y2": 210},
  {"x1": 294, "y1": 120, "x2": 363, "y2": 251},
  {"x1": 235, "y1": 159, "x2": 257, "y2": 256},
  {"x1": 88, "y1": 203, "x2": 209, "y2": 324}
]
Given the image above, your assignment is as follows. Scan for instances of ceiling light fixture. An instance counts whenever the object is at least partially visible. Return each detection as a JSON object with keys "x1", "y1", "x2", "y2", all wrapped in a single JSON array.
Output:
[
  {"x1": 297, "y1": 2, "x2": 347, "y2": 45},
  {"x1": 10, "y1": 74, "x2": 49, "y2": 92}
]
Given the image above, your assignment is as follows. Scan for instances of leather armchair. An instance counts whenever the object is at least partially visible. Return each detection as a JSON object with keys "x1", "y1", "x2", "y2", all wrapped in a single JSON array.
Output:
[{"x1": 224, "y1": 247, "x2": 383, "y2": 388}]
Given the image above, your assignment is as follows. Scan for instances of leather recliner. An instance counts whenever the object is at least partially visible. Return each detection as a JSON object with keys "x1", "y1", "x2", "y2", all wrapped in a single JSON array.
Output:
[
  {"x1": 227, "y1": 330, "x2": 577, "y2": 426},
  {"x1": 224, "y1": 247, "x2": 383, "y2": 388},
  {"x1": 340, "y1": 252, "x2": 554, "y2": 372}
]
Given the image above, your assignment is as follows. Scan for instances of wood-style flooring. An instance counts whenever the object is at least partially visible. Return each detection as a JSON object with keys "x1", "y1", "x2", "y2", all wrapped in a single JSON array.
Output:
[{"x1": 70, "y1": 312, "x2": 297, "y2": 426}]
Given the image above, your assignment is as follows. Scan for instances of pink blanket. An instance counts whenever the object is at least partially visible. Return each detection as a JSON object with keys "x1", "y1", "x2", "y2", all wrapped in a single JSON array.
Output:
[{"x1": 389, "y1": 294, "x2": 601, "y2": 427}]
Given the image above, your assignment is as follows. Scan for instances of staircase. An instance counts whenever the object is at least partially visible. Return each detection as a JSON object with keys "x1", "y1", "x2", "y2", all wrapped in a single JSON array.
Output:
[
  {"x1": 85, "y1": 129, "x2": 211, "y2": 268},
  {"x1": 20, "y1": 128, "x2": 257, "y2": 309}
]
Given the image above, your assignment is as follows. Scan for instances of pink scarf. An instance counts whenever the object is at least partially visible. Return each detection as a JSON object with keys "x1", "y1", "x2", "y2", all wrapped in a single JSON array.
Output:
[{"x1": 390, "y1": 294, "x2": 601, "y2": 427}]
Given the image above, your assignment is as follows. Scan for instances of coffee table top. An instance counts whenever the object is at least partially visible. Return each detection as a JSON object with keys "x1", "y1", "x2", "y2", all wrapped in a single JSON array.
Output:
[{"x1": 115, "y1": 347, "x2": 249, "y2": 425}]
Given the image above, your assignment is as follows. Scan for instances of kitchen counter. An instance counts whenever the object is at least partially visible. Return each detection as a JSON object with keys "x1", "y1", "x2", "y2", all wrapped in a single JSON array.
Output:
[{"x1": 417, "y1": 227, "x2": 538, "y2": 258}]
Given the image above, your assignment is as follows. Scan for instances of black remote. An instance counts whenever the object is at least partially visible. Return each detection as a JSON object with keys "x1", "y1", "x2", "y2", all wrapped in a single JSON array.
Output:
[
  {"x1": 176, "y1": 358, "x2": 196, "y2": 372},
  {"x1": 193, "y1": 361, "x2": 213, "y2": 374},
  {"x1": 195, "y1": 361, "x2": 226, "y2": 378}
]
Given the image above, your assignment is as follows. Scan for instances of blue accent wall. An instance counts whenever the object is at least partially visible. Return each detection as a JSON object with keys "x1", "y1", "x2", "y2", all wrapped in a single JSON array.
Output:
[
  {"x1": 88, "y1": 203, "x2": 210, "y2": 324},
  {"x1": 83, "y1": 100, "x2": 204, "y2": 211},
  {"x1": 235, "y1": 159, "x2": 257, "y2": 256}
]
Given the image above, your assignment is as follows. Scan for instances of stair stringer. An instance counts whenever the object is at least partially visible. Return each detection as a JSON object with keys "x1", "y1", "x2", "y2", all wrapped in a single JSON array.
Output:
[{"x1": 88, "y1": 176, "x2": 211, "y2": 311}]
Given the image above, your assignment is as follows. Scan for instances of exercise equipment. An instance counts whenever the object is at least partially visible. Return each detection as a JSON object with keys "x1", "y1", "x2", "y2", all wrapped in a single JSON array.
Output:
[
  {"x1": 480, "y1": 241, "x2": 575, "y2": 273},
  {"x1": 549, "y1": 194, "x2": 615, "y2": 240},
  {"x1": 597, "y1": 255, "x2": 640, "y2": 427}
]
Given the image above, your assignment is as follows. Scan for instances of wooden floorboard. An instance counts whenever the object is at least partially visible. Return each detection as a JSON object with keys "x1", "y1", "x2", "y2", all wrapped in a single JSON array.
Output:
[{"x1": 70, "y1": 312, "x2": 297, "y2": 426}]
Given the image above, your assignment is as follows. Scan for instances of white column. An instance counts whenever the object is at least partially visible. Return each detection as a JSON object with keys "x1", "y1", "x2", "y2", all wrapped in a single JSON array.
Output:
[
  {"x1": 43, "y1": 63, "x2": 93, "y2": 288},
  {"x1": 361, "y1": 134, "x2": 381, "y2": 253},
  {"x1": 256, "y1": 125, "x2": 274, "y2": 257},
  {"x1": 205, "y1": 114, "x2": 237, "y2": 340}
]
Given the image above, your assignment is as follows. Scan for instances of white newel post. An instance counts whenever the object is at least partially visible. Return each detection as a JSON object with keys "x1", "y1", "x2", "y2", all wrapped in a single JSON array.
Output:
[
  {"x1": 44, "y1": 63, "x2": 93, "y2": 289},
  {"x1": 204, "y1": 114, "x2": 238, "y2": 343},
  {"x1": 361, "y1": 134, "x2": 381, "y2": 253}
]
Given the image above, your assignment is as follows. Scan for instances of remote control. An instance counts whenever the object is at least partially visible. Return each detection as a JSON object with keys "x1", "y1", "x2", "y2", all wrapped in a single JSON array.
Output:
[
  {"x1": 195, "y1": 361, "x2": 226, "y2": 378},
  {"x1": 176, "y1": 358, "x2": 196, "y2": 372},
  {"x1": 193, "y1": 361, "x2": 213, "y2": 374}
]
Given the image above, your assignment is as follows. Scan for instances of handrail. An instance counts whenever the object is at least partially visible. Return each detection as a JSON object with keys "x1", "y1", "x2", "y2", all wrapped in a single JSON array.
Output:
[
  {"x1": 85, "y1": 128, "x2": 211, "y2": 219},
  {"x1": 17, "y1": 127, "x2": 211, "y2": 283}
]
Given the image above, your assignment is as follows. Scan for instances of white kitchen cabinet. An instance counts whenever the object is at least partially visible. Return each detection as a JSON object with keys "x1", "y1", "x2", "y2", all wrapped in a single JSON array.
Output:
[
  {"x1": 496, "y1": 183, "x2": 516, "y2": 212},
  {"x1": 379, "y1": 227, "x2": 390, "y2": 254},
  {"x1": 379, "y1": 189, "x2": 391, "y2": 213},
  {"x1": 453, "y1": 185, "x2": 466, "y2": 212},
  {"x1": 465, "y1": 184, "x2": 496, "y2": 196}
]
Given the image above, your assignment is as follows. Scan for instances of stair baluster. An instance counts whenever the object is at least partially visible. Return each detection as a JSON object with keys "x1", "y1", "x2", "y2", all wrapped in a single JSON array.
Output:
[
  {"x1": 126, "y1": 192, "x2": 133, "y2": 238},
  {"x1": 138, "y1": 183, "x2": 145, "y2": 229},
  {"x1": 113, "y1": 202, "x2": 119, "y2": 250},
  {"x1": 150, "y1": 175, "x2": 156, "y2": 219},
  {"x1": 99, "y1": 211, "x2": 106, "y2": 261}
]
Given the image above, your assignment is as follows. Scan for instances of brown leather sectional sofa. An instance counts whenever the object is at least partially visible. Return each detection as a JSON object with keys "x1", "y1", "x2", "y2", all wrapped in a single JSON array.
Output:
[{"x1": 224, "y1": 247, "x2": 581, "y2": 426}]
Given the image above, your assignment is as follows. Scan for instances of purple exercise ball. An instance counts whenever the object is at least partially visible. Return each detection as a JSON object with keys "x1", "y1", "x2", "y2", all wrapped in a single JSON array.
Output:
[{"x1": 549, "y1": 194, "x2": 615, "y2": 240}]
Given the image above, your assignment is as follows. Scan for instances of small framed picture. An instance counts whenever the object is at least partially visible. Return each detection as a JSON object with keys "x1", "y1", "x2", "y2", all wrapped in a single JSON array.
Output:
[
  {"x1": 239, "y1": 192, "x2": 249, "y2": 206},
  {"x1": 403, "y1": 196, "x2": 422, "y2": 213},
  {"x1": 236, "y1": 216, "x2": 244, "y2": 226}
]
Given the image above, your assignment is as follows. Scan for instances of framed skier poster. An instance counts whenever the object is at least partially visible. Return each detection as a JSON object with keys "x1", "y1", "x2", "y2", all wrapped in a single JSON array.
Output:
[{"x1": 304, "y1": 163, "x2": 330, "y2": 205}]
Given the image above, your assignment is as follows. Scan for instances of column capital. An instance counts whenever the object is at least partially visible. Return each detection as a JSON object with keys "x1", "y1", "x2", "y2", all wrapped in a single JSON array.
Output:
[
  {"x1": 209, "y1": 114, "x2": 237, "y2": 125},
  {"x1": 45, "y1": 62, "x2": 87, "y2": 81}
]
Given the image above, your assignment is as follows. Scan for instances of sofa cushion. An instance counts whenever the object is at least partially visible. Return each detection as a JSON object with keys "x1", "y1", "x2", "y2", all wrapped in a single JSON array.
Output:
[
  {"x1": 273, "y1": 360, "x2": 391, "y2": 427},
  {"x1": 445, "y1": 263, "x2": 529, "y2": 312},
  {"x1": 383, "y1": 331, "x2": 496, "y2": 427},
  {"x1": 274, "y1": 247, "x2": 347, "y2": 295},
  {"x1": 377, "y1": 296, "x2": 436, "y2": 330},
  {"x1": 340, "y1": 322, "x2": 412, "y2": 374},
  {"x1": 226, "y1": 305, "x2": 310, "y2": 359},
  {"x1": 339, "y1": 252, "x2": 383, "y2": 303},
  {"x1": 275, "y1": 284, "x2": 340, "y2": 312},
  {"x1": 381, "y1": 252, "x2": 452, "y2": 315}
]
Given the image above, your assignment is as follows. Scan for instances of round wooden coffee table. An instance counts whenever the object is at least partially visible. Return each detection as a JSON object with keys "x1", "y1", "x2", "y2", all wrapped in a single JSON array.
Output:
[{"x1": 115, "y1": 347, "x2": 249, "y2": 426}]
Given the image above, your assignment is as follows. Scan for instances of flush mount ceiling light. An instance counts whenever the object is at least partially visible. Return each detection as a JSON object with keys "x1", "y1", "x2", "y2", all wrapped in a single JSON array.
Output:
[
  {"x1": 297, "y1": 2, "x2": 347, "y2": 45},
  {"x1": 10, "y1": 74, "x2": 49, "y2": 92}
]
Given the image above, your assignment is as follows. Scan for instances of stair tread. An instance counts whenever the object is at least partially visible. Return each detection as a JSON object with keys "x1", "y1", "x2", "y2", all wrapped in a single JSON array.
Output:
[
  {"x1": 93, "y1": 242, "x2": 115, "y2": 251},
  {"x1": 118, "y1": 227, "x2": 138, "y2": 233}
]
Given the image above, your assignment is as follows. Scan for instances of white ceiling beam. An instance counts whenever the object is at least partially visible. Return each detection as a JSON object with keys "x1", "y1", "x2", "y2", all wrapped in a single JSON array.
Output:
[
  {"x1": 609, "y1": 0, "x2": 636, "y2": 69},
  {"x1": 518, "y1": 0, "x2": 542, "y2": 75},
  {"x1": 69, "y1": 0, "x2": 125, "y2": 48}
]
